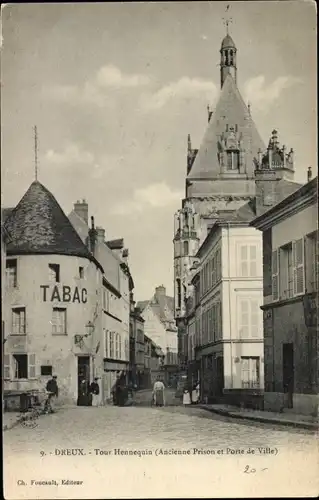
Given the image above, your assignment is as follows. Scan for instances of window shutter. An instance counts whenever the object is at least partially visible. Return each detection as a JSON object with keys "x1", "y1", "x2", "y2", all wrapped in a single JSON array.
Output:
[
  {"x1": 28, "y1": 353, "x2": 36, "y2": 378},
  {"x1": 250, "y1": 300, "x2": 259, "y2": 338},
  {"x1": 249, "y1": 245, "x2": 257, "y2": 276},
  {"x1": 271, "y1": 250, "x2": 279, "y2": 300},
  {"x1": 4, "y1": 354, "x2": 11, "y2": 379},
  {"x1": 293, "y1": 238, "x2": 304, "y2": 295},
  {"x1": 240, "y1": 245, "x2": 248, "y2": 277},
  {"x1": 239, "y1": 299, "x2": 249, "y2": 337}
]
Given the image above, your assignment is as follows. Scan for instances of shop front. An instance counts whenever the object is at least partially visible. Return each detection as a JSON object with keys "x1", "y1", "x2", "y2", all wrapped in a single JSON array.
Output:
[{"x1": 102, "y1": 358, "x2": 129, "y2": 403}]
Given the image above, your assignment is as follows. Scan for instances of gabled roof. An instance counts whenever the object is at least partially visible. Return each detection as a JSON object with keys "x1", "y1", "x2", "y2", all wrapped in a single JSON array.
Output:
[
  {"x1": 136, "y1": 300, "x2": 149, "y2": 313},
  {"x1": 4, "y1": 180, "x2": 92, "y2": 259},
  {"x1": 188, "y1": 74, "x2": 265, "y2": 179},
  {"x1": 138, "y1": 294, "x2": 175, "y2": 324}
]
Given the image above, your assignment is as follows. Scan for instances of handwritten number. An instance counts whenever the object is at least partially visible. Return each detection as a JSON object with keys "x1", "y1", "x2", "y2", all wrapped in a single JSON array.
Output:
[
  {"x1": 244, "y1": 465, "x2": 249, "y2": 473},
  {"x1": 244, "y1": 465, "x2": 267, "y2": 474}
]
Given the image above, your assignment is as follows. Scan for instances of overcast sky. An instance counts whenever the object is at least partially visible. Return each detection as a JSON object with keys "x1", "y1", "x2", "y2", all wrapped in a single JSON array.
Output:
[{"x1": 1, "y1": 1, "x2": 317, "y2": 300}]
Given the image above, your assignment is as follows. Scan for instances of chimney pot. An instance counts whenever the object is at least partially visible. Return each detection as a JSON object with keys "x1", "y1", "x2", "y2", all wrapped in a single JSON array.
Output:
[{"x1": 74, "y1": 199, "x2": 88, "y2": 224}]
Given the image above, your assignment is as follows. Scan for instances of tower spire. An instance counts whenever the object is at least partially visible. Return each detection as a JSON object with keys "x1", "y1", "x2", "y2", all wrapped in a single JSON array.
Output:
[
  {"x1": 34, "y1": 125, "x2": 38, "y2": 181},
  {"x1": 222, "y1": 5, "x2": 232, "y2": 35}
]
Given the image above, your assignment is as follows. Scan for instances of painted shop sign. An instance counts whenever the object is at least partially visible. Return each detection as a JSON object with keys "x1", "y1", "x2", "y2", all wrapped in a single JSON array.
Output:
[{"x1": 40, "y1": 285, "x2": 87, "y2": 303}]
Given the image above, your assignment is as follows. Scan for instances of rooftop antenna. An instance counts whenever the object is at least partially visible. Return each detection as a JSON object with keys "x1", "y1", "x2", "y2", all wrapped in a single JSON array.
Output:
[
  {"x1": 222, "y1": 5, "x2": 232, "y2": 35},
  {"x1": 34, "y1": 125, "x2": 38, "y2": 181}
]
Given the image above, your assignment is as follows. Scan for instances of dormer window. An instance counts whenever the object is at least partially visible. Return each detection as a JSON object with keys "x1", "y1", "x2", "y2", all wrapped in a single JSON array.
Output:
[{"x1": 226, "y1": 151, "x2": 240, "y2": 170}]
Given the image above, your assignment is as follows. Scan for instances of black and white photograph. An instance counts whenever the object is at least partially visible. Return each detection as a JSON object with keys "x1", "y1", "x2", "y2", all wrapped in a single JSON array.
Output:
[{"x1": 1, "y1": 1, "x2": 318, "y2": 498}]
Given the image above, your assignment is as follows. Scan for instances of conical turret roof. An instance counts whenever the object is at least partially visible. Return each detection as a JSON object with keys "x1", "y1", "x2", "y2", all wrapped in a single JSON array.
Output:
[{"x1": 4, "y1": 180, "x2": 92, "y2": 258}]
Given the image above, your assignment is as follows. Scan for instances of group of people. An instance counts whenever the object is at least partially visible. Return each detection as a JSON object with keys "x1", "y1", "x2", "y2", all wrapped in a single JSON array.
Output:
[
  {"x1": 183, "y1": 381, "x2": 200, "y2": 406},
  {"x1": 78, "y1": 377, "x2": 101, "y2": 406}
]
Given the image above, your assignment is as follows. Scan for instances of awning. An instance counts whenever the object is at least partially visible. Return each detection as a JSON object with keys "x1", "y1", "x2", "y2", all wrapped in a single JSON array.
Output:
[{"x1": 104, "y1": 361, "x2": 129, "y2": 372}]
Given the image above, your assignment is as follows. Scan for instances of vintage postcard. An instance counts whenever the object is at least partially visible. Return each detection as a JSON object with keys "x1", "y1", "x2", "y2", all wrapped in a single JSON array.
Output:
[{"x1": 2, "y1": 1, "x2": 318, "y2": 499}]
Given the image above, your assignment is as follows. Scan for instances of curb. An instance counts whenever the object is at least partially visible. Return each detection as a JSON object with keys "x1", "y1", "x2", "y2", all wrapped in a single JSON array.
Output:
[{"x1": 199, "y1": 406, "x2": 319, "y2": 431}]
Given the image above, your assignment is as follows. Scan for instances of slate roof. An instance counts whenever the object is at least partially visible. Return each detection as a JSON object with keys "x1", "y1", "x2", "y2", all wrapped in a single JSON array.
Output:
[
  {"x1": 137, "y1": 294, "x2": 175, "y2": 324},
  {"x1": 4, "y1": 180, "x2": 92, "y2": 259},
  {"x1": 187, "y1": 74, "x2": 265, "y2": 179}
]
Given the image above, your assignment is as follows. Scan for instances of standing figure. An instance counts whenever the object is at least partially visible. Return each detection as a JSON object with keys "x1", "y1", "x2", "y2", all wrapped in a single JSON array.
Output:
[
  {"x1": 191, "y1": 381, "x2": 200, "y2": 404},
  {"x1": 45, "y1": 375, "x2": 59, "y2": 413},
  {"x1": 89, "y1": 377, "x2": 100, "y2": 407},
  {"x1": 183, "y1": 387, "x2": 191, "y2": 407},
  {"x1": 153, "y1": 377, "x2": 165, "y2": 407}
]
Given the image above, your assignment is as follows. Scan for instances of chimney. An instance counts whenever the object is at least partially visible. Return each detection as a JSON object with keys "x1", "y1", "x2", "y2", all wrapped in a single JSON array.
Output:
[
  {"x1": 74, "y1": 199, "x2": 88, "y2": 224},
  {"x1": 96, "y1": 226, "x2": 105, "y2": 244},
  {"x1": 307, "y1": 166, "x2": 312, "y2": 182},
  {"x1": 155, "y1": 285, "x2": 166, "y2": 298},
  {"x1": 88, "y1": 216, "x2": 96, "y2": 254}
]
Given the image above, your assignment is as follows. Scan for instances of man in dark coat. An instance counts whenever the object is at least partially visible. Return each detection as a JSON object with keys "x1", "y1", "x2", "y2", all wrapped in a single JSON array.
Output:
[
  {"x1": 89, "y1": 378, "x2": 100, "y2": 407},
  {"x1": 45, "y1": 375, "x2": 58, "y2": 413}
]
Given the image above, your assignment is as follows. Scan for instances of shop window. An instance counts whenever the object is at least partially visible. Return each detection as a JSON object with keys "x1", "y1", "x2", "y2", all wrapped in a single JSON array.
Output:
[{"x1": 41, "y1": 365, "x2": 52, "y2": 376}]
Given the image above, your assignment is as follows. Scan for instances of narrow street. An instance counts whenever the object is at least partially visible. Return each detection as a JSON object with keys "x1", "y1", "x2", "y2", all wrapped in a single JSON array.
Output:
[{"x1": 4, "y1": 396, "x2": 318, "y2": 499}]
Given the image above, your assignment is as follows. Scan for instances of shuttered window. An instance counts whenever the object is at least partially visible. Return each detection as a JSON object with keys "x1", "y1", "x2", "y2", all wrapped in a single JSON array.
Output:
[
  {"x1": 238, "y1": 298, "x2": 261, "y2": 338},
  {"x1": 293, "y1": 238, "x2": 305, "y2": 296},
  {"x1": 28, "y1": 353, "x2": 36, "y2": 378},
  {"x1": 239, "y1": 245, "x2": 258, "y2": 277},
  {"x1": 12, "y1": 307, "x2": 26, "y2": 335},
  {"x1": 272, "y1": 250, "x2": 279, "y2": 300},
  {"x1": 4, "y1": 354, "x2": 11, "y2": 379},
  {"x1": 52, "y1": 308, "x2": 67, "y2": 334}
]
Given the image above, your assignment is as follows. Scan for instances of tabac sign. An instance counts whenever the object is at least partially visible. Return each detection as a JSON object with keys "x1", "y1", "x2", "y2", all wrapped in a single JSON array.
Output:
[{"x1": 40, "y1": 285, "x2": 88, "y2": 303}]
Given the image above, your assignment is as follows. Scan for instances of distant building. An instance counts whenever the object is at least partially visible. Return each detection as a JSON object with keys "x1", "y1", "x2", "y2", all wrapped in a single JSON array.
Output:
[
  {"x1": 129, "y1": 296, "x2": 145, "y2": 389},
  {"x1": 137, "y1": 286, "x2": 178, "y2": 386},
  {"x1": 251, "y1": 175, "x2": 318, "y2": 416},
  {"x1": 144, "y1": 334, "x2": 165, "y2": 386},
  {"x1": 3, "y1": 181, "x2": 105, "y2": 406}
]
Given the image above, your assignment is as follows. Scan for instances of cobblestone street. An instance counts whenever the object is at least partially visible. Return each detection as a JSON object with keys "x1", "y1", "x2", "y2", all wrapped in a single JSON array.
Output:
[{"x1": 4, "y1": 401, "x2": 318, "y2": 499}]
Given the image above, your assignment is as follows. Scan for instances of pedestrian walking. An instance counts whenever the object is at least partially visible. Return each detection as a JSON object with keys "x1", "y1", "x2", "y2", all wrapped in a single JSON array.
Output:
[
  {"x1": 89, "y1": 378, "x2": 100, "y2": 407},
  {"x1": 183, "y1": 388, "x2": 191, "y2": 407},
  {"x1": 191, "y1": 381, "x2": 200, "y2": 404},
  {"x1": 44, "y1": 375, "x2": 59, "y2": 413},
  {"x1": 153, "y1": 377, "x2": 165, "y2": 407}
]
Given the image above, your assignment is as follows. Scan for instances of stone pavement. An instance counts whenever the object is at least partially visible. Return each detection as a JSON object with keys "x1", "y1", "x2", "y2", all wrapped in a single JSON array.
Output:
[
  {"x1": 198, "y1": 403, "x2": 319, "y2": 431},
  {"x1": 3, "y1": 412, "x2": 22, "y2": 431}
]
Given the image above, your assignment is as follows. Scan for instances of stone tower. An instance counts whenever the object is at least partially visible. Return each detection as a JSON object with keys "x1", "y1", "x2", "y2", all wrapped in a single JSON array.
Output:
[{"x1": 173, "y1": 29, "x2": 266, "y2": 368}]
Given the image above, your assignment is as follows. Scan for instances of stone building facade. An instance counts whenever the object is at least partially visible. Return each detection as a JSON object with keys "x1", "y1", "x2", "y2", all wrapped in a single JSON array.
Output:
[
  {"x1": 251, "y1": 176, "x2": 318, "y2": 416},
  {"x1": 3, "y1": 181, "x2": 105, "y2": 405}
]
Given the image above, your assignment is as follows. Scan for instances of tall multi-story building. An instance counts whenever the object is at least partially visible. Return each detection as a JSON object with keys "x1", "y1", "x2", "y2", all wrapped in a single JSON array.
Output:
[
  {"x1": 69, "y1": 201, "x2": 134, "y2": 403},
  {"x1": 174, "y1": 29, "x2": 303, "y2": 405},
  {"x1": 251, "y1": 174, "x2": 318, "y2": 416}
]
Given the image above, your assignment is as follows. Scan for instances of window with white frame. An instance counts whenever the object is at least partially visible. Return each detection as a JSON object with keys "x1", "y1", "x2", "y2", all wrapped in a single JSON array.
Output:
[
  {"x1": 110, "y1": 332, "x2": 115, "y2": 358},
  {"x1": 238, "y1": 298, "x2": 260, "y2": 338},
  {"x1": 279, "y1": 243, "x2": 293, "y2": 299},
  {"x1": 8, "y1": 353, "x2": 36, "y2": 379},
  {"x1": 52, "y1": 307, "x2": 67, "y2": 334},
  {"x1": 6, "y1": 259, "x2": 17, "y2": 288},
  {"x1": 273, "y1": 238, "x2": 305, "y2": 301},
  {"x1": 241, "y1": 357, "x2": 260, "y2": 389},
  {"x1": 12, "y1": 307, "x2": 26, "y2": 335},
  {"x1": 238, "y1": 244, "x2": 258, "y2": 277},
  {"x1": 104, "y1": 329, "x2": 109, "y2": 357}
]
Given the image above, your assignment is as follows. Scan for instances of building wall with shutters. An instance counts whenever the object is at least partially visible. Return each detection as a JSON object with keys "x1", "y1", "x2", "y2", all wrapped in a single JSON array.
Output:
[{"x1": 3, "y1": 253, "x2": 103, "y2": 404}]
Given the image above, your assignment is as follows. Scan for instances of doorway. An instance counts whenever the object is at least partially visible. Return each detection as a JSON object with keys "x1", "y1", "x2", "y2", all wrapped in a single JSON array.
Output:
[
  {"x1": 77, "y1": 356, "x2": 90, "y2": 406},
  {"x1": 283, "y1": 343, "x2": 294, "y2": 408},
  {"x1": 216, "y1": 356, "x2": 224, "y2": 397}
]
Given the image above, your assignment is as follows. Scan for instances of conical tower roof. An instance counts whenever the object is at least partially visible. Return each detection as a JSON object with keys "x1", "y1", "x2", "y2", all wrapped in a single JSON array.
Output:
[
  {"x1": 187, "y1": 74, "x2": 265, "y2": 179},
  {"x1": 4, "y1": 180, "x2": 92, "y2": 258}
]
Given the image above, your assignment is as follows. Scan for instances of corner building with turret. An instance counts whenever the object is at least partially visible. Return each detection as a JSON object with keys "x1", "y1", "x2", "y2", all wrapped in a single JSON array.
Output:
[{"x1": 173, "y1": 31, "x2": 303, "y2": 407}]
